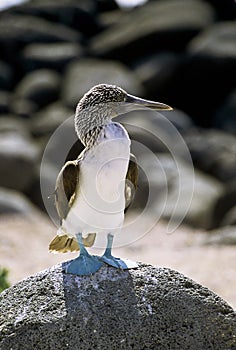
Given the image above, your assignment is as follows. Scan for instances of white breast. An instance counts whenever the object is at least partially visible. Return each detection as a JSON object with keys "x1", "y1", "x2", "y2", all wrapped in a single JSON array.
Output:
[{"x1": 61, "y1": 122, "x2": 131, "y2": 237}]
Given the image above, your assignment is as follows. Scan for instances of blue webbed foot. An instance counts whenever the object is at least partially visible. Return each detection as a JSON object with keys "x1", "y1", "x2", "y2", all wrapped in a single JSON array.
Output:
[
  {"x1": 65, "y1": 254, "x2": 103, "y2": 275},
  {"x1": 64, "y1": 233, "x2": 103, "y2": 276},
  {"x1": 99, "y1": 233, "x2": 138, "y2": 270},
  {"x1": 100, "y1": 254, "x2": 138, "y2": 269}
]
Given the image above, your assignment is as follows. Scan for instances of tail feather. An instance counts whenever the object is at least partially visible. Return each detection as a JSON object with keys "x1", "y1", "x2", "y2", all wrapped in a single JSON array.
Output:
[{"x1": 49, "y1": 233, "x2": 96, "y2": 253}]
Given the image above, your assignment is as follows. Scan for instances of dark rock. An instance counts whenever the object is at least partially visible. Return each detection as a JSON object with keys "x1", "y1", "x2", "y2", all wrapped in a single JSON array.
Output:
[
  {"x1": 0, "y1": 116, "x2": 29, "y2": 135},
  {"x1": 0, "y1": 60, "x2": 13, "y2": 89},
  {"x1": 27, "y1": 162, "x2": 60, "y2": 218},
  {"x1": 203, "y1": 226, "x2": 236, "y2": 245},
  {"x1": 0, "y1": 187, "x2": 37, "y2": 215},
  {"x1": 117, "y1": 108, "x2": 193, "y2": 158},
  {"x1": 185, "y1": 129, "x2": 236, "y2": 183},
  {"x1": 0, "y1": 131, "x2": 39, "y2": 192},
  {"x1": 0, "y1": 14, "x2": 80, "y2": 46},
  {"x1": 221, "y1": 207, "x2": 236, "y2": 227},
  {"x1": 214, "y1": 88, "x2": 236, "y2": 134},
  {"x1": 11, "y1": 0, "x2": 100, "y2": 37},
  {"x1": 98, "y1": 8, "x2": 124, "y2": 28},
  {"x1": 188, "y1": 21, "x2": 236, "y2": 62},
  {"x1": 0, "y1": 263, "x2": 235, "y2": 349},
  {"x1": 133, "y1": 152, "x2": 223, "y2": 229},
  {"x1": 133, "y1": 52, "x2": 182, "y2": 98},
  {"x1": 14, "y1": 69, "x2": 61, "y2": 107},
  {"x1": 183, "y1": 22, "x2": 236, "y2": 125},
  {"x1": 203, "y1": 0, "x2": 236, "y2": 20},
  {"x1": 160, "y1": 154, "x2": 222, "y2": 229},
  {"x1": 30, "y1": 102, "x2": 73, "y2": 137},
  {"x1": 90, "y1": 0, "x2": 215, "y2": 62},
  {"x1": 62, "y1": 58, "x2": 144, "y2": 108},
  {"x1": 9, "y1": 98, "x2": 38, "y2": 118},
  {"x1": 212, "y1": 181, "x2": 236, "y2": 228},
  {"x1": 0, "y1": 91, "x2": 10, "y2": 114},
  {"x1": 22, "y1": 42, "x2": 83, "y2": 72},
  {"x1": 97, "y1": 0, "x2": 118, "y2": 12},
  {"x1": 160, "y1": 109, "x2": 194, "y2": 134}
]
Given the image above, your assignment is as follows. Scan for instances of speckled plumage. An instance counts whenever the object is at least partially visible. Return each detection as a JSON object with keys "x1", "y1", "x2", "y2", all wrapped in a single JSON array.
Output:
[
  {"x1": 49, "y1": 84, "x2": 138, "y2": 253},
  {"x1": 49, "y1": 84, "x2": 171, "y2": 273}
]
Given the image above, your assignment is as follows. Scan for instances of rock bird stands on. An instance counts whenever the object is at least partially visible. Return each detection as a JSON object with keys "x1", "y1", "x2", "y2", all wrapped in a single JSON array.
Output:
[{"x1": 49, "y1": 84, "x2": 172, "y2": 275}]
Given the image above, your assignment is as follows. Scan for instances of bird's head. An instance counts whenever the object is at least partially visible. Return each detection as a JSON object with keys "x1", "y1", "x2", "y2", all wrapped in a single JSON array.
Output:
[{"x1": 75, "y1": 83, "x2": 172, "y2": 145}]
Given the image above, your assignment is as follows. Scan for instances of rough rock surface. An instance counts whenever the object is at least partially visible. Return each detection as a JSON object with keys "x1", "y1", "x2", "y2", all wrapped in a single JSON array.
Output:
[{"x1": 0, "y1": 263, "x2": 235, "y2": 350}]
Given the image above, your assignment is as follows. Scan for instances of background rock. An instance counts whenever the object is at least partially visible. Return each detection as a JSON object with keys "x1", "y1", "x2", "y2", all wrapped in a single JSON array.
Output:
[
  {"x1": 214, "y1": 88, "x2": 236, "y2": 133},
  {"x1": 22, "y1": 42, "x2": 83, "y2": 72},
  {"x1": 135, "y1": 153, "x2": 223, "y2": 229},
  {"x1": 0, "y1": 263, "x2": 235, "y2": 350},
  {"x1": 14, "y1": 69, "x2": 61, "y2": 107},
  {"x1": 0, "y1": 60, "x2": 13, "y2": 89},
  {"x1": 203, "y1": 225, "x2": 236, "y2": 245},
  {"x1": 11, "y1": 0, "x2": 100, "y2": 37},
  {"x1": 90, "y1": 0, "x2": 215, "y2": 62},
  {"x1": 0, "y1": 14, "x2": 80, "y2": 50},
  {"x1": 62, "y1": 58, "x2": 144, "y2": 108},
  {"x1": 212, "y1": 181, "x2": 236, "y2": 228},
  {"x1": 185, "y1": 129, "x2": 236, "y2": 183},
  {"x1": 0, "y1": 131, "x2": 39, "y2": 192},
  {"x1": 0, "y1": 187, "x2": 37, "y2": 215},
  {"x1": 0, "y1": 0, "x2": 236, "y2": 301}
]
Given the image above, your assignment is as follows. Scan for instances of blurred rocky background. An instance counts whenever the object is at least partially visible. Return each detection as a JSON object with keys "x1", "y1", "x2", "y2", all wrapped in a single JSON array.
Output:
[{"x1": 0, "y1": 0, "x2": 236, "y2": 307}]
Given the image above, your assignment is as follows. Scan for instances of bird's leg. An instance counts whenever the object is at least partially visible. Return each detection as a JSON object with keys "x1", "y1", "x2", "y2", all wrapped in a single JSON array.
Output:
[
  {"x1": 64, "y1": 233, "x2": 103, "y2": 275},
  {"x1": 100, "y1": 233, "x2": 138, "y2": 270}
]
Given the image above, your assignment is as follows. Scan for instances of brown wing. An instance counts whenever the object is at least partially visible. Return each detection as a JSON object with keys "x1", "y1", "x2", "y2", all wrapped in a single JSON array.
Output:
[
  {"x1": 49, "y1": 154, "x2": 96, "y2": 253},
  {"x1": 55, "y1": 159, "x2": 79, "y2": 224},
  {"x1": 125, "y1": 153, "x2": 139, "y2": 211}
]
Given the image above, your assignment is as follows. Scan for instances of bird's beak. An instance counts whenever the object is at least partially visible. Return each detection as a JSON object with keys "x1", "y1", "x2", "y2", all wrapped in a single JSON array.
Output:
[{"x1": 126, "y1": 94, "x2": 173, "y2": 111}]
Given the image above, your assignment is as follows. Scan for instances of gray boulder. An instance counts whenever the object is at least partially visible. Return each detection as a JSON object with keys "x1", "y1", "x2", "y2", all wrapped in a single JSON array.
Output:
[
  {"x1": 188, "y1": 21, "x2": 236, "y2": 62},
  {"x1": 9, "y1": 97, "x2": 38, "y2": 118},
  {"x1": 62, "y1": 58, "x2": 144, "y2": 108},
  {"x1": 14, "y1": 69, "x2": 61, "y2": 107},
  {"x1": 0, "y1": 60, "x2": 13, "y2": 89},
  {"x1": 221, "y1": 207, "x2": 236, "y2": 227},
  {"x1": 0, "y1": 14, "x2": 80, "y2": 47},
  {"x1": 204, "y1": 225, "x2": 236, "y2": 246},
  {"x1": 22, "y1": 42, "x2": 83, "y2": 72},
  {"x1": 0, "y1": 263, "x2": 235, "y2": 350},
  {"x1": 214, "y1": 88, "x2": 236, "y2": 134},
  {"x1": 0, "y1": 187, "x2": 37, "y2": 215},
  {"x1": 185, "y1": 129, "x2": 236, "y2": 183},
  {"x1": 12, "y1": 0, "x2": 99, "y2": 37},
  {"x1": 0, "y1": 116, "x2": 29, "y2": 134},
  {"x1": 185, "y1": 22, "x2": 236, "y2": 125},
  {"x1": 133, "y1": 52, "x2": 182, "y2": 98},
  {"x1": 134, "y1": 153, "x2": 223, "y2": 229},
  {"x1": 90, "y1": 0, "x2": 215, "y2": 62},
  {"x1": 212, "y1": 181, "x2": 236, "y2": 227},
  {"x1": 0, "y1": 91, "x2": 10, "y2": 114},
  {"x1": 30, "y1": 102, "x2": 73, "y2": 137},
  {"x1": 0, "y1": 131, "x2": 39, "y2": 192}
]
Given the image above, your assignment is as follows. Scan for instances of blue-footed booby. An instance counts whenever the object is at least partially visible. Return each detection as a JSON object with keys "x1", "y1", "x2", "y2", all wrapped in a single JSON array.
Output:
[{"x1": 49, "y1": 84, "x2": 172, "y2": 275}]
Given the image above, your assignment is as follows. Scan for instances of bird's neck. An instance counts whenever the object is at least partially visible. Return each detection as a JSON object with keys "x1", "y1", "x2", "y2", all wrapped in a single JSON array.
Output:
[
  {"x1": 80, "y1": 124, "x2": 104, "y2": 148},
  {"x1": 79, "y1": 122, "x2": 129, "y2": 149},
  {"x1": 74, "y1": 104, "x2": 112, "y2": 147}
]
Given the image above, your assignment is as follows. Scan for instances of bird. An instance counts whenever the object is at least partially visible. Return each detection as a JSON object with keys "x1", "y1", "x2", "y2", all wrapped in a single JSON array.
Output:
[{"x1": 49, "y1": 84, "x2": 172, "y2": 275}]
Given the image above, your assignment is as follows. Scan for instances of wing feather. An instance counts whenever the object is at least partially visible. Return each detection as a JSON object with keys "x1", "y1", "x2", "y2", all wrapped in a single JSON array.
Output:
[
  {"x1": 49, "y1": 153, "x2": 96, "y2": 253},
  {"x1": 55, "y1": 160, "x2": 79, "y2": 223},
  {"x1": 125, "y1": 153, "x2": 139, "y2": 211}
]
